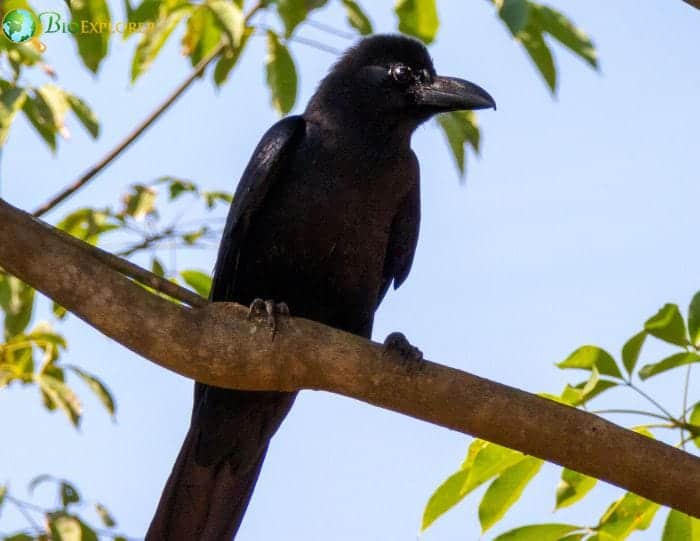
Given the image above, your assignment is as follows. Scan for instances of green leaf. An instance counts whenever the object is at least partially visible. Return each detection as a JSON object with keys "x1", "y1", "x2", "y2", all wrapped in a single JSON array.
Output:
[
  {"x1": 57, "y1": 208, "x2": 118, "y2": 244},
  {"x1": 688, "y1": 292, "x2": 700, "y2": 347},
  {"x1": 66, "y1": 365, "x2": 116, "y2": 416},
  {"x1": 644, "y1": 303, "x2": 687, "y2": 346},
  {"x1": 95, "y1": 502, "x2": 117, "y2": 527},
  {"x1": 341, "y1": 0, "x2": 372, "y2": 35},
  {"x1": 464, "y1": 442, "x2": 526, "y2": 492},
  {"x1": 120, "y1": 184, "x2": 158, "y2": 220},
  {"x1": 48, "y1": 512, "x2": 98, "y2": 541},
  {"x1": 207, "y1": 0, "x2": 244, "y2": 48},
  {"x1": 531, "y1": 4, "x2": 597, "y2": 69},
  {"x1": 0, "y1": 273, "x2": 35, "y2": 339},
  {"x1": 579, "y1": 365, "x2": 599, "y2": 396},
  {"x1": 479, "y1": 456, "x2": 543, "y2": 532},
  {"x1": 124, "y1": 0, "x2": 160, "y2": 37},
  {"x1": 421, "y1": 468, "x2": 470, "y2": 531},
  {"x1": 131, "y1": 5, "x2": 190, "y2": 82},
  {"x1": 4, "y1": 534, "x2": 34, "y2": 541},
  {"x1": 557, "y1": 345, "x2": 622, "y2": 379},
  {"x1": 151, "y1": 258, "x2": 166, "y2": 278},
  {"x1": 0, "y1": 484, "x2": 6, "y2": 511},
  {"x1": 518, "y1": 21, "x2": 556, "y2": 93},
  {"x1": 422, "y1": 440, "x2": 523, "y2": 531},
  {"x1": 182, "y1": 5, "x2": 222, "y2": 65},
  {"x1": 180, "y1": 270, "x2": 212, "y2": 298},
  {"x1": 395, "y1": 0, "x2": 439, "y2": 44},
  {"x1": 621, "y1": 331, "x2": 646, "y2": 376},
  {"x1": 556, "y1": 468, "x2": 596, "y2": 509},
  {"x1": 690, "y1": 402, "x2": 700, "y2": 449},
  {"x1": 275, "y1": 0, "x2": 327, "y2": 37},
  {"x1": 663, "y1": 509, "x2": 700, "y2": 541},
  {"x1": 22, "y1": 85, "x2": 70, "y2": 151},
  {"x1": 213, "y1": 29, "x2": 251, "y2": 86},
  {"x1": 498, "y1": 0, "x2": 530, "y2": 34},
  {"x1": 203, "y1": 190, "x2": 233, "y2": 208},
  {"x1": 596, "y1": 492, "x2": 660, "y2": 538},
  {"x1": 36, "y1": 374, "x2": 82, "y2": 426},
  {"x1": 437, "y1": 111, "x2": 480, "y2": 177},
  {"x1": 0, "y1": 82, "x2": 27, "y2": 146},
  {"x1": 265, "y1": 31, "x2": 298, "y2": 115},
  {"x1": 53, "y1": 302, "x2": 68, "y2": 320},
  {"x1": 631, "y1": 425, "x2": 656, "y2": 439},
  {"x1": 69, "y1": 0, "x2": 111, "y2": 72},
  {"x1": 494, "y1": 524, "x2": 582, "y2": 541},
  {"x1": 64, "y1": 93, "x2": 100, "y2": 138},
  {"x1": 22, "y1": 94, "x2": 56, "y2": 150},
  {"x1": 60, "y1": 481, "x2": 80, "y2": 507},
  {"x1": 638, "y1": 351, "x2": 700, "y2": 381}
]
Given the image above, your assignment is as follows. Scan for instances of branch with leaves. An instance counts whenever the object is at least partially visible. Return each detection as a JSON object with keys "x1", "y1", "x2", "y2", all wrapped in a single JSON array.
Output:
[
  {"x1": 2, "y1": 0, "x2": 600, "y2": 221},
  {"x1": 1, "y1": 196, "x2": 700, "y2": 521},
  {"x1": 0, "y1": 477, "x2": 135, "y2": 540},
  {"x1": 422, "y1": 298, "x2": 700, "y2": 540}
]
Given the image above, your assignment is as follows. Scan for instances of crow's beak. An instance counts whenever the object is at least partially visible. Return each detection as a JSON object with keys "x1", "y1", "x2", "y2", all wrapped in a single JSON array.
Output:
[{"x1": 416, "y1": 76, "x2": 496, "y2": 112}]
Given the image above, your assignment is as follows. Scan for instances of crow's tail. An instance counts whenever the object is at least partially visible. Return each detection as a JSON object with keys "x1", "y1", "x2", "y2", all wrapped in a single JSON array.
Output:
[{"x1": 146, "y1": 388, "x2": 296, "y2": 540}]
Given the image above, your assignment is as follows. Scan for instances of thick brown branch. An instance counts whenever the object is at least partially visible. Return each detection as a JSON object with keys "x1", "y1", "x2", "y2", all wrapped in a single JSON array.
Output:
[
  {"x1": 684, "y1": 0, "x2": 700, "y2": 9},
  {"x1": 1, "y1": 197, "x2": 699, "y2": 517}
]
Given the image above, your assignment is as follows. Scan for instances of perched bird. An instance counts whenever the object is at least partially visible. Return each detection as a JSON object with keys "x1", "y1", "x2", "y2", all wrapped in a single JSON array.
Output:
[{"x1": 146, "y1": 34, "x2": 495, "y2": 540}]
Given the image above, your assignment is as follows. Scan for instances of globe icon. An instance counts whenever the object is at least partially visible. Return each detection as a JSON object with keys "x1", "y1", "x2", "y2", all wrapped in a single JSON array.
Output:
[{"x1": 2, "y1": 9, "x2": 37, "y2": 44}]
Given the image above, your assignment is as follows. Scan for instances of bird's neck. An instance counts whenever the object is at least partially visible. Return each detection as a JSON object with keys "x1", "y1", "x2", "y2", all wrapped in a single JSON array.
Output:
[{"x1": 303, "y1": 106, "x2": 414, "y2": 151}]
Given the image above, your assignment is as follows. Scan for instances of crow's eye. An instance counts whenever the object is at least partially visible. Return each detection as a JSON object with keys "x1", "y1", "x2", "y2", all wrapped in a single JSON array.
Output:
[{"x1": 390, "y1": 64, "x2": 413, "y2": 84}]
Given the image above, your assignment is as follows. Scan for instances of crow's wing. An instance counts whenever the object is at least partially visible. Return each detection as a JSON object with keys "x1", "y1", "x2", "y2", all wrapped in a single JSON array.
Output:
[
  {"x1": 377, "y1": 165, "x2": 421, "y2": 306},
  {"x1": 209, "y1": 115, "x2": 305, "y2": 302}
]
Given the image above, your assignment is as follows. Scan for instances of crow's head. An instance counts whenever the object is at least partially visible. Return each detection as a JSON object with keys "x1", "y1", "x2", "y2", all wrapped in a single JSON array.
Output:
[{"x1": 306, "y1": 34, "x2": 495, "y2": 132}]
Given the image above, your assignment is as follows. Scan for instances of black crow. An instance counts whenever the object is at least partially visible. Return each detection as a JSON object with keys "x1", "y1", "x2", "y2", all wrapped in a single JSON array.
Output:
[{"x1": 147, "y1": 33, "x2": 495, "y2": 540}]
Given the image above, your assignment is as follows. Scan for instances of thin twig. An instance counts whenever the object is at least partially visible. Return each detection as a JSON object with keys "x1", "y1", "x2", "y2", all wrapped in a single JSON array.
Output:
[
  {"x1": 626, "y1": 382, "x2": 677, "y2": 420},
  {"x1": 254, "y1": 26, "x2": 342, "y2": 55},
  {"x1": 288, "y1": 34, "x2": 342, "y2": 55},
  {"x1": 634, "y1": 423, "x2": 677, "y2": 430},
  {"x1": 44, "y1": 218, "x2": 207, "y2": 308},
  {"x1": 305, "y1": 18, "x2": 357, "y2": 40},
  {"x1": 115, "y1": 226, "x2": 177, "y2": 257},
  {"x1": 6, "y1": 495, "x2": 43, "y2": 531},
  {"x1": 682, "y1": 364, "x2": 693, "y2": 449},
  {"x1": 32, "y1": 2, "x2": 264, "y2": 218},
  {"x1": 32, "y1": 47, "x2": 221, "y2": 217}
]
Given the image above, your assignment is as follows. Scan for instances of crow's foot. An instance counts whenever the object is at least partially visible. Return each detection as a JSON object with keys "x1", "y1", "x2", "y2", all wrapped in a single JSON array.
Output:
[
  {"x1": 247, "y1": 298, "x2": 290, "y2": 338},
  {"x1": 383, "y1": 332, "x2": 424, "y2": 372}
]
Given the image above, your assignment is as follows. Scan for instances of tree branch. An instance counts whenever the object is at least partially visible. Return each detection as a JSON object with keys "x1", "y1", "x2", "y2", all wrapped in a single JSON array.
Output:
[
  {"x1": 32, "y1": 1, "x2": 265, "y2": 218},
  {"x1": 1, "y1": 197, "x2": 699, "y2": 518},
  {"x1": 684, "y1": 0, "x2": 700, "y2": 9}
]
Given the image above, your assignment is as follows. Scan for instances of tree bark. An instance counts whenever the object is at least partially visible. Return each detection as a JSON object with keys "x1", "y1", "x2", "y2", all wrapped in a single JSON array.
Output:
[
  {"x1": 684, "y1": 0, "x2": 700, "y2": 9},
  {"x1": 1, "y1": 196, "x2": 699, "y2": 517}
]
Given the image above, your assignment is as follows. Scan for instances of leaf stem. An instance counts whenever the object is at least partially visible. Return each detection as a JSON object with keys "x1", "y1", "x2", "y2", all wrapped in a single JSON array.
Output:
[
  {"x1": 304, "y1": 18, "x2": 357, "y2": 40},
  {"x1": 6, "y1": 494, "x2": 43, "y2": 531},
  {"x1": 625, "y1": 382, "x2": 676, "y2": 420}
]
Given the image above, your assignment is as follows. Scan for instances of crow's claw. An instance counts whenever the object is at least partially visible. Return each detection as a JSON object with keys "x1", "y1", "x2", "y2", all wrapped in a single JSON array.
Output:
[
  {"x1": 247, "y1": 298, "x2": 290, "y2": 339},
  {"x1": 383, "y1": 331, "x2": 424, "y2": 371}
]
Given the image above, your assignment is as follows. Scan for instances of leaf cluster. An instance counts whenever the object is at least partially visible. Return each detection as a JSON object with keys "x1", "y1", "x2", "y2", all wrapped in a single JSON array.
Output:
[{"x1": 423, "y1": 293, "x2": 700, "y2": 539}]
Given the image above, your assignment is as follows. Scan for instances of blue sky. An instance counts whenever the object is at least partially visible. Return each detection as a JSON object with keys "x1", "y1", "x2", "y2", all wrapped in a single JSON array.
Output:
[{"x1": 1, "y1": 0, "x2": 699, "y2": 539}]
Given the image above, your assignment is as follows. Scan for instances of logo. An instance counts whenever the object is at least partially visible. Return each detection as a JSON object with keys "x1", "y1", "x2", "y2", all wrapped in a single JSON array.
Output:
[
  {"x1": 38, "y1": 12, "x2": 153, "y2": 35},
  {"x1": 2, "y1": 8, "x2": 37, "y2": 43}
]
